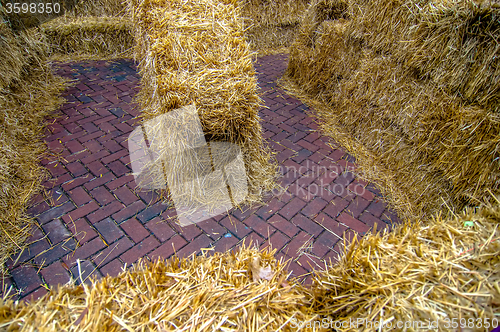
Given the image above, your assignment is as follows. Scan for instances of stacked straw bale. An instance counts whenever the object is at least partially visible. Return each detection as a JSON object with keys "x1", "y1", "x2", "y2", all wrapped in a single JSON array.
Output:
[
  {"x1": 283, "y1": 0, "x2": 500, "y2": 221},
  {"x1": 62, "y1": 0, "x2": 127, "y2": 17},
  {"x1": 0, "y1": 248, "x2": 318, "y2": 330},
  {"x1": 0, "y1": 12, "x2": 68, "y2": 272},
  {"x1": 240, "y1": 0, "x2": 312, "y2": 53},
  {"x1": 39, "y1": 0, "x2": 134, "y2": 60},
  {"x1": 129, "y1": 0, "x2": 278, "y2": 208},
  {"x1": 304, "y1": 197, "x2": 500, "y2": 331},
  {"x1": 41, "y1": 16, "x2": 134, "y2": 60},
  {"x1": 347, "y1": 0, "x2": 500, "y2": 111},
  {"x1": 37, "y1": 0, "x2": 312, "y2": 60},
  {"x1": 1, "y1": 201, "x2": 498, "y2": 330},
  {"x1": 400, "y1": 1, "x2": 500, "y2": 111}
]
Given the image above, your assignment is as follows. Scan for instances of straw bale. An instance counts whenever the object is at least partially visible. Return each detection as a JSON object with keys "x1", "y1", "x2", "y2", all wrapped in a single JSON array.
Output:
[
  {"x1": 239, "y1": 0, "x2": 312, "y2": 52},
  {"x1": 31, "y1": 0, "x2": 311, "y2": 59},
  {"x1": 286, "y1": 49, "x2": 500, "y2": 220},
  {"x1": 0, "y1": 247, "x2": 318, "y2": 330},
  {"x1": 283, "y1": 0, "x2": 500, "y2": 221},
  {"x1": 62, "y1": 0, "x2": 127, "y2": 18},
  {"x1": 0, "y1": 22, "x2": 68, "y2": 272},
  {"x1": 0, "y1": 8, "x2": 50, "y2": 87},
  {"x1": 346, "y1": 0, "x2": 430, "y2": 52},
  {"x1": 1, "y1": 201, "x2": 498, "y2": 330},
  {"x1": 41, "y1": 16, "x2": 134, "y2": 60},
  {"x1": 240, "y1": 0, "x2": 311, "y2": 26},
  {"x1": 286, "y1": 17, "x2": 362, "y2": 100},
  {"x1": 401, "y1": 0, "x2": 500, "y2": 111},
  {"x1": 129, "y1": 0, "x2": 279, "y2": 209},
  {"x1": 244, "y1": 24, "x2": 299, "y2": 54},
  {"x1": 307, "y1": 198, "x2": 500, "y2": 331},
  {"x1": 335, "y1": 0, "x2": 500, "y2": 110},
  {"x1": 0, "y1": 19, "x2": 25, "y2": 89}
]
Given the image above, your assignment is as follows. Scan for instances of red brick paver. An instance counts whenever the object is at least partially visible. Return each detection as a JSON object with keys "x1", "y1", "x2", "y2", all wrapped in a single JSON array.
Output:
[{"x1": 3, "y1": 56, "x2": 401, "y2": 301}]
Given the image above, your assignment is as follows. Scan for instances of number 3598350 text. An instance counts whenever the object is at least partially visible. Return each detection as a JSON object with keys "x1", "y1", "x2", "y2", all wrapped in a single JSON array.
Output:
[{"x1": 4, "y1": 2, "x2": 61, "y2": 14}]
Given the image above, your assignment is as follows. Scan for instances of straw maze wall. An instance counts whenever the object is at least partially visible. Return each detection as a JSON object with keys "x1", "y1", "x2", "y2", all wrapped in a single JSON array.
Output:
[
  {"x1": 285, "y1": 0, "x2": 500, "y2": 220},
  {"x1": 0, "y1": 1, "x2": 498, "y2": 328},
  {"x1": 36, "y1": 0, "x2": 312, "y2": 59},
  {"x1": 0, "y1": 10, "x2": 67, "y2": 273}
]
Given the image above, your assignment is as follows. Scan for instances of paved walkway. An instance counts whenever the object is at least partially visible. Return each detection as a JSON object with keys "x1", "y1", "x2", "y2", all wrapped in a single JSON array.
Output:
[{"x1": 3, "y1": 54, "x2": 400, "y2": 301}]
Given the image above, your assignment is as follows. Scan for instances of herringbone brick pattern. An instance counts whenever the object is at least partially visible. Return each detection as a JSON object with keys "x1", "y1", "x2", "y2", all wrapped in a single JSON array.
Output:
[{"x1": 2, "y1": 55, "x2": 401, "y2": 301}]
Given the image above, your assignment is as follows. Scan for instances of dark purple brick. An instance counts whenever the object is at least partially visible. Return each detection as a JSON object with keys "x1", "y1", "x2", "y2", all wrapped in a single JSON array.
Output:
[
  {"x1": 112, "y1": 200, "x2": 146, "y2": 223},
  {"x1": 68, "y1": 187, "x2": 92, "y2": 206},
  {"x1": 220, "y1": 216, "x2": 251, "y2": 239},
  {"x1": 283, "y1": 231, "x2": 313, "y2": 257},
  {"x1": 196, "y1": 218, "x2": 227, "y2": 240},
  {"x1": 243, "y1": 215, "x2": 275, "y2": 238},
  {"x1": 90, "y1": 186, "x2": 116, "y2": 206},
  {"x1": 12, "y1": 239, "x2": 50, "y2": 266},
  {"x1": 70, "y1": 260, "x2": 102, "y2": 285},
  {"x1": 92, "y1": 237, "x2": 133, "y2": 267},
  {"x1": 149, "y1": 235, "x2": 188, "y2": 261},
  {"x1": 175, "y1": 234, "x2": 212, "y2": 259},
  {"x1": 83, "y1": 172, "x2": 116, "y2": 191},
  {"x1": 323, "y1": 196, "x2": 349, "y2": 218},
  {"x1": 11, "y1": 266, "x2": 41, "y2": 294},
  {"x1": 146, "y1": 217, "x2": 176, "y2": 242},
  {"x1": 66, "y1": 162, "x2": 87, "y2": 177},
  {"x1": 87, "y1": 160, "x2": 107, "y2": 176},
  {"x1": 291, "y1": 213, "x2": 323, "y2": 237},
  {"x1": 136, "y1": 202, "x2": 167, "y2": 223},
  {"x1": 99, "y1": 259, "x2": 125, "y2": 277},
  {"x1": 242, "y1": 232, "x2": 264, "y2": 249},
  {"x1": 64, "y1": 237, "x2": 106, "y2": 266},
  {"x1": 94, "y1": 218, "x2": 124, "y2": 243},
  {"x1": 121, "y1": 218, "x2": 150, "y2": 243},
  {"x1": 41, "y1": 261, "x2": 71, "y2": 288},
  {"x1": 279, "y1": 197, "x2": 307, "y2": 220},
  {"x1": 108, "y1": 160, "x2": 130, "y2": 177},
  {"x1": 268, "y1": 214, "x2": 299, "y2": 238},
  {"x1": 65, "y1": 218, "x2": 98, "y2": 244},
  {"x1": 256, "y1": 198, "x2": 284, "y2": 220},
  {"x1": 43, "y1": 219, "x2": 71, "y2": 244},
  {"x1": 366, "y1": 199, "x2": 386, "y2": 218},
  {"x1": 37, "y1": 201, "x2": 75, "y2": 224},
  {"x1": 33, "y1": 239, "x2": 78, "y2": 266},
  {"x1": 261, "y1": 230, "x2": 289, "y2": 252},
  {"x1": 211, "y1": 235, "x2": 239, "y2": 253},
  {"x1": 337, "y1": 212, "x2": 370, "y2": 234},
  {"x1": 345, "y1": 196, "x2": 370, "y2": 218},
  {"x1": 113, "y1": 186, "x2": 138, "y2": 205},
  {"x1": 120, "y1": 235, "x2": 160, "y2": 264},
  {"x1": 301, "y1": 197, "x2": 328, "y2": 217},
  {"x1": 86, "y1": 201, "x2": 123, "y2": 224}
]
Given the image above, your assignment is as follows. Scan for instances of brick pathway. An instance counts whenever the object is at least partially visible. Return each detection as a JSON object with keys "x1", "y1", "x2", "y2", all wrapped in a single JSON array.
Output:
[{"x1": 2, "y1": 54, "x2": 400, "y2": 301}]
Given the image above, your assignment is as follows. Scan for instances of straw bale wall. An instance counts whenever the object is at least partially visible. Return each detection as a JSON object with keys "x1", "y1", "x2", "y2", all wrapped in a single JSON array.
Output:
[
  {"x1": 0, "y1": 12, "x2": 68, "y2": 272},
  {"x1": 283, "y1": 0, "x2": 500, "y2": 221},
  {"x1": 240, "y1": 0, "x2": 311, "y2": 53},
  {"x1": 1, "y1": 200, "x2": 498, "y2": 330},
  {"x1": 348, "y1": 0, "x2": 500, "y2": 111},
  {"x1": 37, "y1": 0, "x2": 312, "y2": 60},
  {"x1": 41, "y1": 16, "x2": 134, "y2": 60},
  {"x1": 307, "y1": 198, "x2": 500, "y2": 331},
  {"x1": 129, "y1": 0, "x2": 278, "y2": 206},
  {"x1": 36, "y1": 0, "x2": 133, "y2": 60}
]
